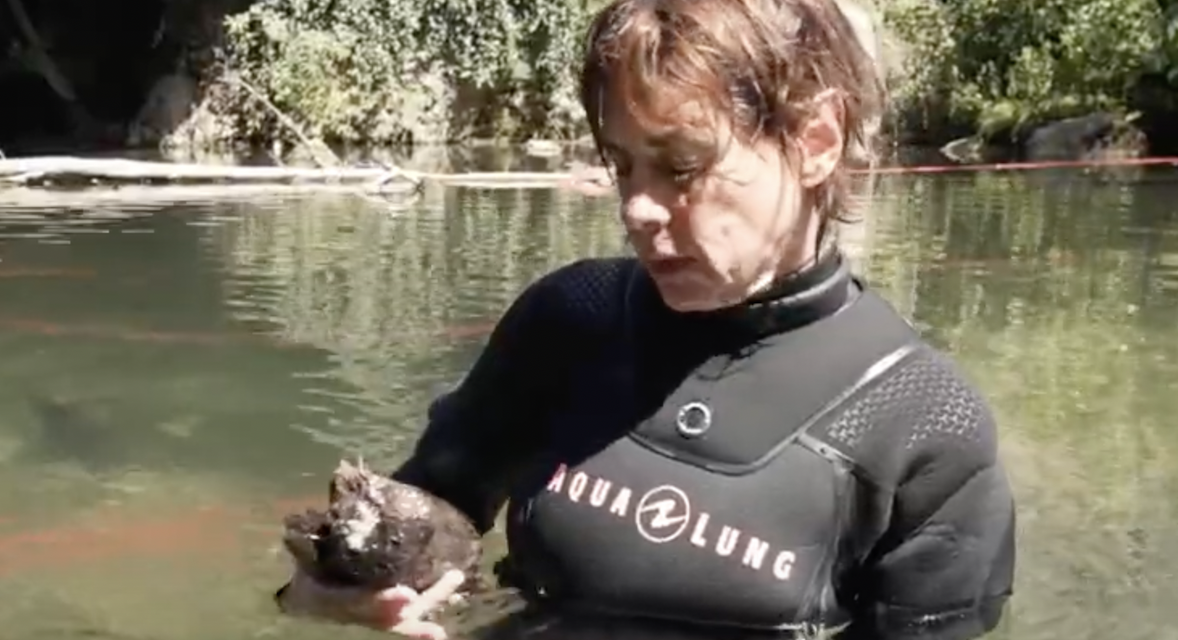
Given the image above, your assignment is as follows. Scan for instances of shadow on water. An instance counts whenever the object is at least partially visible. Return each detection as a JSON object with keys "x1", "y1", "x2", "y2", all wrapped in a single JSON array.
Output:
[
  {"x1": 25, "y1": 394, "x2": 137, "y2": 473},
  {"x1": 0, "y1": 161, "x2": 1176, "y2": 638}
]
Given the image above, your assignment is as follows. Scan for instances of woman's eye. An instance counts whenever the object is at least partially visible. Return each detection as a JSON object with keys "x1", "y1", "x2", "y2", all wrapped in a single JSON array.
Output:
[{"x1": 664, "y1": 163, "x2": 699, "y2": 184}]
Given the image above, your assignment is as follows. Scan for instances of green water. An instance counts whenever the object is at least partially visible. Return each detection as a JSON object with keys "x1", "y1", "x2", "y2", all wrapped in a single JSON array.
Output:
[{"x1": 0, "y1": 163, "x2": 1176, "y2": 639}]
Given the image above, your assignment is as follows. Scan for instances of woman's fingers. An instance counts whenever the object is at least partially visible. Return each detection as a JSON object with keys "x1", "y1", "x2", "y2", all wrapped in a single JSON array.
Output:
[
  {"x1": 371, "y1": 585, "x2": 419, "y2": 629},
  {"x1": 278, "y1": 570, "x2": 461, "y2": 638},
  {"x1": 412, "y1": 570, "x2": 467, "y2": 615},
  {"x1": 376, "y1": 585, "x2": 421, "y2": 603},
  {"x1": 377, "y1": 572, "x2": 463, "y2": 637}
]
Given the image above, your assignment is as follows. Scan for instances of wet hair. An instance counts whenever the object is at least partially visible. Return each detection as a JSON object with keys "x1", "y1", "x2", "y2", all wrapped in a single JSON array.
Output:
[{"x1": 579, "y1": 0, "x2": 885, "y2": 226}]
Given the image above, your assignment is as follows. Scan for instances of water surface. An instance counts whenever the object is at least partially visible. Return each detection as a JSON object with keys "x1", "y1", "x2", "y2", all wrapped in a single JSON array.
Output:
[{"x1": 0, "y1": 163, "x2": 1176, "y2": 639}]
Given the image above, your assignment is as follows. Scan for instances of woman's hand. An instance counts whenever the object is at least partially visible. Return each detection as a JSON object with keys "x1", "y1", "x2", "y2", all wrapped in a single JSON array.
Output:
[{"x1": 275, "y1": 568, "x2": 468, "y2": 639}]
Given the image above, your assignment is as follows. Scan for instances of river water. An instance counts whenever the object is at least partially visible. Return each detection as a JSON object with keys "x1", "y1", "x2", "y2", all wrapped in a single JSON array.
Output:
[{"x1": 0, "y1": 159, "x2": 1176, "y2": 639}]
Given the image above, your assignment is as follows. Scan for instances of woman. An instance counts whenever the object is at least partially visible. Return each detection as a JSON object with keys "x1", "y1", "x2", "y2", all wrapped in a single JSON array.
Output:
[{"x1": 277, "y1": 0, "x2": 1017, "y2": 638}]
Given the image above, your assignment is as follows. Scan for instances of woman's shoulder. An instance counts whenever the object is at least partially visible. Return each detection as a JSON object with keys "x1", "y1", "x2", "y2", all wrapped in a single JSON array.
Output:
[
  {"x1": 820, "y1": 338, "x2": 1003, "y2": 490},
  {"x1": 892, "y1": 343, "x2": 998, "y2": 448},
  {"x1": 532, "y1": 256, "x2": 641, "y2": 302},
  {"x1": 515, "y1": 256, "x2": 642, "y2": 328},
  {"x1": 826, "y1": 288, "x2": 999, "y2": 458}
]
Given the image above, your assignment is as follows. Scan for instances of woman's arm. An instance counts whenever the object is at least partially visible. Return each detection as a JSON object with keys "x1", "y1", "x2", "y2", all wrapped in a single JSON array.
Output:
[
  {"x1": 389, "y1": 257, "x2": 629, "y2": 534},
  {"x1": 844, "y1": 465, "x2": 1015, "y2": 639},
  {"x1": 389, "y1": 276, "x2": 565, "y2": 534},
  {"x1": 840, "y1": 360, "x2": 1016, "y2": 640},
  {"x1": 273, "y1": 266, "x2": 571, "y2": 632}
]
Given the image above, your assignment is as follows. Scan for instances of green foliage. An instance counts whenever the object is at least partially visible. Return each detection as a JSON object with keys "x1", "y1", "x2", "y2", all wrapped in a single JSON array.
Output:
[
  {"x1": 203, "y1": 0, "x2": 1178, "y2": 148},
  {"x1": 1154, "y1": 1, "x2": 1178, "y2": 80},
  {"x1": 215, "y1": 0, "x2": 594, "y2": 146},
  {"x1": 881, "y1": 0, "x2": 1167, "y2": 142}
]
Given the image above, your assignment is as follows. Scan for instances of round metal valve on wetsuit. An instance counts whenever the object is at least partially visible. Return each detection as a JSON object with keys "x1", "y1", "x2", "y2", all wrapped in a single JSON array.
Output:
[{"x1": 675, "y1": 401, "x2": 713, "y2": 438}]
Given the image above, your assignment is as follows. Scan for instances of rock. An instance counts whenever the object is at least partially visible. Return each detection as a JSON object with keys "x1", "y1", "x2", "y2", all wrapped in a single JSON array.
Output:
[
  {"x1": 280, "y1": 458, "x2": 483, "y2": 594},
  {"x1": 27, "y1": 395, "x2": 126, "y2": 472},
  {"x1": 125, "y1": 73, "x2": 198, "y2": 148},
  {"x1": 940, "y1": 112, "x2": 1148, "y2": 165},
  {"x1": 939, "y1": 135, "x2": 985, "y2": 164},
  {"x1": 1022, "y1": 112, "x2": 1145, "y2": 162}
]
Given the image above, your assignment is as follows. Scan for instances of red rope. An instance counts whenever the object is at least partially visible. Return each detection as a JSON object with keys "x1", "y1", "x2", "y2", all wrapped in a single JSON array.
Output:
[{"x1": 855, "y1": 155, "x2": 1178, "y2": 175}]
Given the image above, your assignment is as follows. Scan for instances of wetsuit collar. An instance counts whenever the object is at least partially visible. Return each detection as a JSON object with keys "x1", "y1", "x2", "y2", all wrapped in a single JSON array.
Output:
[
  {"x1": 734, "y1": 247, "x2": 854, "y2": 337},
  {"x1": 639, "y1": 248, "x2": 857, "y2": 344}
]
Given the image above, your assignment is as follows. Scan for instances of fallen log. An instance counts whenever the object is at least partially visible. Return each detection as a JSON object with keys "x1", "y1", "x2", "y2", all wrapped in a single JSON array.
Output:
[
  {"x1": 0, "y1": 155, "x2": 586, "y2": 190},
  {"x1": 0, "y1": 156, "x2": 388, "y2": 185},
  {"x1": 0, "y1": 183, "x2": 397, "y2": 210}
]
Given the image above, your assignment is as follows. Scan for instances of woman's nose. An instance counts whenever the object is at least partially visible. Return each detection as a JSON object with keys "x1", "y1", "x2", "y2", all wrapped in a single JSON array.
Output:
[{"x1": 621, "y1": 192, "x2": 672, "y2": 232}]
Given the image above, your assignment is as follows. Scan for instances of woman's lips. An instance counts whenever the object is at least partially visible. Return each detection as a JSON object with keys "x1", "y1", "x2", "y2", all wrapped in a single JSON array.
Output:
[{"x1": 646, "y1": 256, "x2": 694, "y2": 276}]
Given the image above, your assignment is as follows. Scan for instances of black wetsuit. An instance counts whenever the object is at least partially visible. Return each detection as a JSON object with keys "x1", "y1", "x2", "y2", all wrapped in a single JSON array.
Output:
[{"x1": 391, "y1": 250, "x2": 1016, "y2": 640}]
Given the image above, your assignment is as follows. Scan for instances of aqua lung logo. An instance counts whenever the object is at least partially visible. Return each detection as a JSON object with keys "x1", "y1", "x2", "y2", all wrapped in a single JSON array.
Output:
[
  {"x1": 545, "y1": 465, "x2": 797, "y2": 580},
  {"x1": 635, "y1": 485, "x2": 692, "y2": 543}
]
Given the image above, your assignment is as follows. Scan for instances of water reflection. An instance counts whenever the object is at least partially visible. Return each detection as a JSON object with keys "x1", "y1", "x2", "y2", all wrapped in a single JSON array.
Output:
[
  {"x1": 206, "y1": 187, "x2": 623, "y2": 460},
  {"x1": 0, "y1": 164, "x2": 1175, "y2": 638}
]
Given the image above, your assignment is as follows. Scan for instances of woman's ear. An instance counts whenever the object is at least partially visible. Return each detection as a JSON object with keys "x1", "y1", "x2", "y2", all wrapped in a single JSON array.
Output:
[{"x1": 795, "y1": 88, "x2": 845, "y2": 188}]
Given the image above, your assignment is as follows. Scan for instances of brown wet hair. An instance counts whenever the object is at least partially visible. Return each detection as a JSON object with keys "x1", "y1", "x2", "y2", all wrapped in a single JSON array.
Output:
[{"x1": 579, "y1": 0, "x2": 885, "y2": 225}]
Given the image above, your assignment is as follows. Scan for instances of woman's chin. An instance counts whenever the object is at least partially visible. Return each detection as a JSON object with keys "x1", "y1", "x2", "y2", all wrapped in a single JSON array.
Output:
[{"x1": 651, "y1": 277, "x2": 726, "y2": 313}]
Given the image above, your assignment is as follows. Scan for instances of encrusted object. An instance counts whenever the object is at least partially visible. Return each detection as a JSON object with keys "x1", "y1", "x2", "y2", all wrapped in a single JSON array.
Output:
[{"x1": 281, "y1": 458, "x2": 483, "y2": 594}]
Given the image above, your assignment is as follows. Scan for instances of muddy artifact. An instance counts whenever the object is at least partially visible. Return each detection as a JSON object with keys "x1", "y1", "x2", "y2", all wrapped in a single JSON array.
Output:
[{"x1": 281, "y1": 458, "x2": 483, "y2": 596}]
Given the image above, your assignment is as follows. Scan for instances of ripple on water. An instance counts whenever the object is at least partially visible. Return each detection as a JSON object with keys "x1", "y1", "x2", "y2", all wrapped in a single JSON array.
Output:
[
  {"x1": 154, "y1": 193, "x2": 479, "y2": 462},
  {"x1": 1150, "y1": 252, "x2": 1178, "y2": 293},
  {"x1": 3, "y1": 169, "x2": 1178, "y2": 639},
  {"x1": 0, "y1": 204, "x2": 167, "y2": 243}
]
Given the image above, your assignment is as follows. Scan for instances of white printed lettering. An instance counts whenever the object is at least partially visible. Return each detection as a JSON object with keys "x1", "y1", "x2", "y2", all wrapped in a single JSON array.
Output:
[
  {"x1": 773, "y1": 551, "x2": 797, "y2": 580},
  {"x1": 541, "y1": 464, "x2": 800, "y2": 581},
  {"x1": 608, "y1": 488, "x2": 631, "y2": 516},
  {"x1": 689, "y1": 513, "x2": 710, "y2": 547},
  {"x1": 568, "y1": 472, "x2": 589, "y2": 502},
  {"x1": 742, "y1": 537, "x2": 770, "y2": 570},
  {"x1": 589, "y1": 479, "x2": 612, "y2": 507},
  {"x1": 715, "y1": 526, "x2": 740, "y2": 557},
  {"x1": 547, "y1": 466, "x2": 567, "y2": 492}
]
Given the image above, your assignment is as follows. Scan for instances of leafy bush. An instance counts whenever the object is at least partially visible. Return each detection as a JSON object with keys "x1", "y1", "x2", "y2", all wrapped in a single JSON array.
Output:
[
  {"x1": 880, "y1": 0, "x2": 1166, "y2": 142},
  {"x1": 214, "y1": 0, "x2": 593, "y2": 146},
  {"x1": 199, "y1": 0, "x2": 1178, "y2": 148}
]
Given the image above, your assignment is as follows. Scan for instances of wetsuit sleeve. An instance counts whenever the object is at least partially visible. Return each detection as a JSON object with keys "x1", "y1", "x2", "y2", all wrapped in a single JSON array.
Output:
[
  {"x1": 388, "y1": 268, "x2": 575, "y2": 534},
  {"x1": 842, "y1": 382, "x2": 1016, "y2": 640}
]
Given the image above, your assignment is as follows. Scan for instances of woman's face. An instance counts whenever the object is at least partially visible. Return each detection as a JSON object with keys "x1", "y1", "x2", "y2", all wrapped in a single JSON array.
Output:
[{"x1": 600, "y1": 95, "x2": 844, "y2": 312}]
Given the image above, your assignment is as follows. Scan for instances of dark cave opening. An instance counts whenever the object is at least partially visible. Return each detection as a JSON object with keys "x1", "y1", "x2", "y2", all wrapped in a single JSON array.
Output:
[{"x1": 0, "y1": 0, "x2": 177, "y2": 155}]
